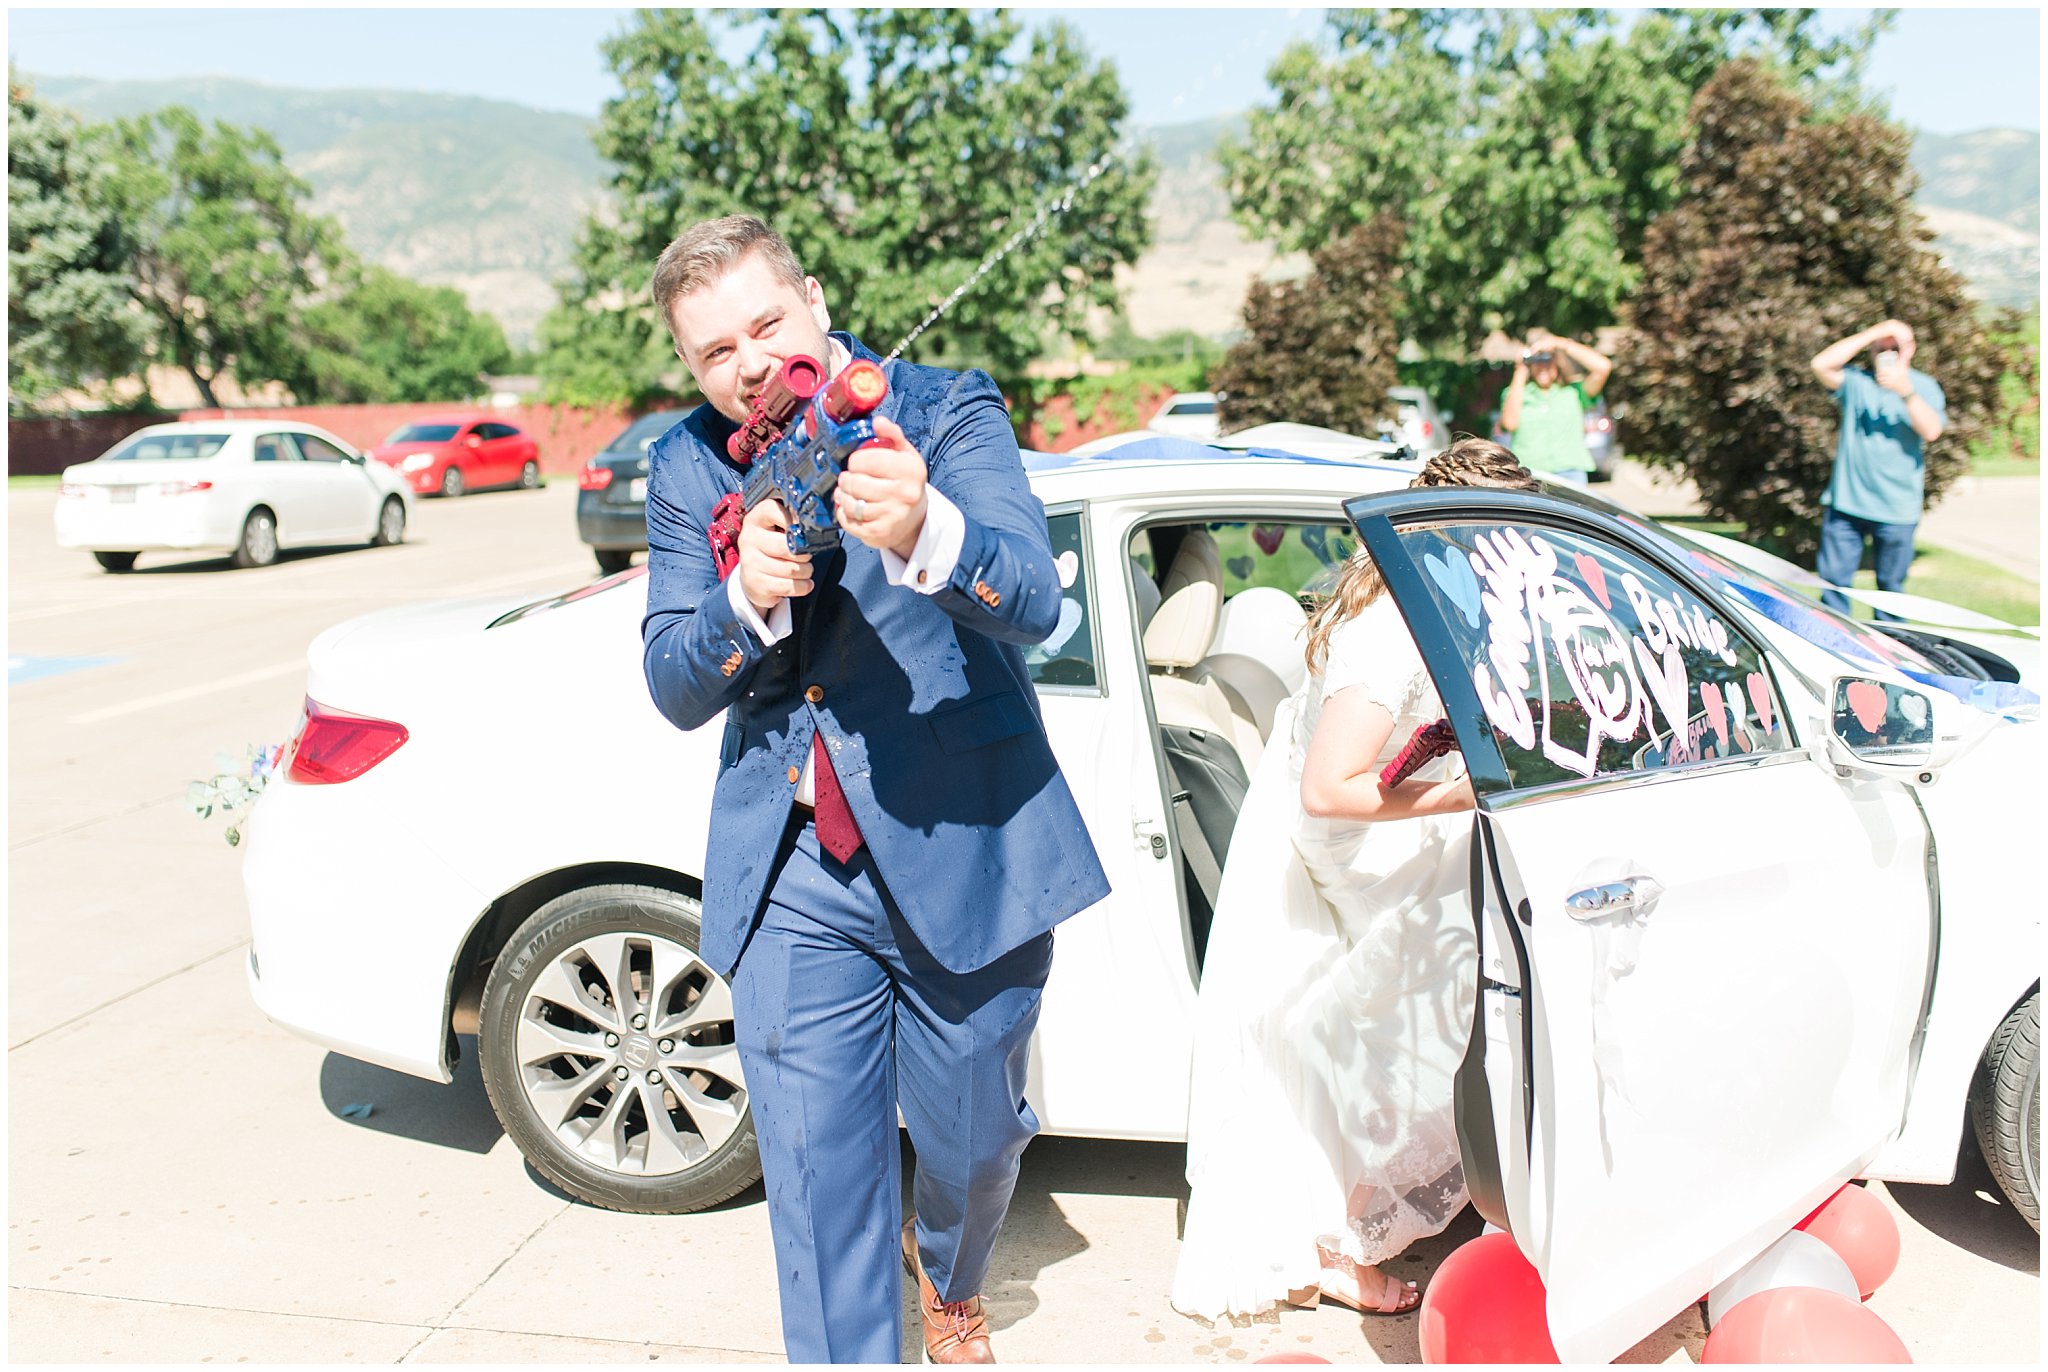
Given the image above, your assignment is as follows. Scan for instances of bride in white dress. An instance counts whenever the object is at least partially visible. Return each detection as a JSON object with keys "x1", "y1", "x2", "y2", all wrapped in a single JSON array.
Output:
[{"x1": 1172, "y1": 440, "x2": 1542, "y2": 1321}]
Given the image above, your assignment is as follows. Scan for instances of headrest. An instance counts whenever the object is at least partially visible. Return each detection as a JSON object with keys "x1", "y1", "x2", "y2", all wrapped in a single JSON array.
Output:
[
  {"x1": 1130, "y1": 557, "x2": 1163, "y2": 631},
  {"x1": 1212, "y1": 585, "x2": 1311, "y2": 695},
  {"x1": 1144, "y1": 528, "x2": 1222, "y2": 669}
]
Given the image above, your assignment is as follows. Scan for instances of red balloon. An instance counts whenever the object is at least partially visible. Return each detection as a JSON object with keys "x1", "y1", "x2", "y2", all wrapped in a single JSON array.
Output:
[
  {"x1": 1417, "y1": 1233, "x2": 1559, "y2": 1364},
  {"x1": 1795, "y1": 1183, "x2": 1901, "y2": 1299},
  {"x1": 1701, "y1": 1287, "x2": 1912, "y2": 1363},
  {"x1": 1797, "y1": 1184, "x2": 1849, "y2": 1230}
]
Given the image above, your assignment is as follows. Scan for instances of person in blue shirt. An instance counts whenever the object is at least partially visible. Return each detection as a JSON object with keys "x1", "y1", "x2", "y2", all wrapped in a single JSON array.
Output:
[{"x1": 1808, "y1": 319, "x2": 1948, "y2": 621}]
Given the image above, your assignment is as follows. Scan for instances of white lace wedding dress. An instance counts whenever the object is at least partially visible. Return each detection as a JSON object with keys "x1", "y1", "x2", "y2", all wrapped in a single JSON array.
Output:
[{"x1": 1171, "y1": 601, "x2": 1476, "y2": 1321}]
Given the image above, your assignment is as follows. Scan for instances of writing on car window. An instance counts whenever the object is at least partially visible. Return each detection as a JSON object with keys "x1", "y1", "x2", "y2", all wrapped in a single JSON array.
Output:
[{"x1": 1397, "y1": 522, "x2": 1793, "y2": 790}]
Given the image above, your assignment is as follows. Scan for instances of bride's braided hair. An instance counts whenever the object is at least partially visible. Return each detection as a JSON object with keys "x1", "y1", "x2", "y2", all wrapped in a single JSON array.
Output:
[{"x1": 1302, "y1": 437, "x2": 1540, "y2": 674}]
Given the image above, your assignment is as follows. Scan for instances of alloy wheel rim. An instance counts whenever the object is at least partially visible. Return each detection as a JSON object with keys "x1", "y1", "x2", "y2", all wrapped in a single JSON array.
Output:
[
  {"x1": 516, "y1": 930, "x2": 746, "y2": 1177},
  {"x1": 381, "y1": 502, "x2": 404, "y2": 542},
  {"x1": 249, "y1": 514, "x2": 277, "y2": 563}
]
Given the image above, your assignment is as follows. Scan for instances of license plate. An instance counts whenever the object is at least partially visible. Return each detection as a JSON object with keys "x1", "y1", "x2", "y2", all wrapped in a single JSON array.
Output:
[
  {"x1": 628, "y1": 478, "x2": 647, "y2": 501},
  {"x1": 108, "y1": 486, "x2": 136, "y2": 503}
]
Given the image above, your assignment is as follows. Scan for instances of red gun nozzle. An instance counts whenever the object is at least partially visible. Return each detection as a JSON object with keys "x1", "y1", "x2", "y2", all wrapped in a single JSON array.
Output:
[{"x1": 822, "y1": 360, "x2": 889, "y2": 423}]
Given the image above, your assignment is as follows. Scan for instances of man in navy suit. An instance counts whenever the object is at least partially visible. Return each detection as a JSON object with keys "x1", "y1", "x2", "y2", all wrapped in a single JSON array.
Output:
[{"x1": 640, "y1": 215, "x2": 1109, "y2": 1363}]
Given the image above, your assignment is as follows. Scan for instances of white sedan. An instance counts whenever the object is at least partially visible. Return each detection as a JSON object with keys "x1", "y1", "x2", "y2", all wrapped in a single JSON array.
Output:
[
  {"x1": 54, "y1": 420, "x2": 413, "y2": 572},
  {"x1": 243, "y1": 438, "x2": 2039, "y2": 1362}
]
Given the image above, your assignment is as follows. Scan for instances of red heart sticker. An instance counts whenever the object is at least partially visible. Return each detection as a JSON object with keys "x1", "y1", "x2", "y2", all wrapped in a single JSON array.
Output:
[
  {"x1": 1746, "y1": 671, "x2": 1775, "y2": 733},
  {"x1": 1253, "y1": 524, "x2": 1285, "y2": 556},
  {"x1": 1573, "y1": 552, "x2": 1610, "y2": 608},
  {"x1": 1699, "y1": 681, "x2": 1731, "y2": 749},
  {"x1": 1847, "y1": 680, "x2": 1889, "y2": 732}
]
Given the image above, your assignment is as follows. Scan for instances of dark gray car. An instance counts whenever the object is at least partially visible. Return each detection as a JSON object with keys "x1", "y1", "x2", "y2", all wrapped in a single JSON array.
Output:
[{"x1": 576, "y1": 410, "x2": 689, "y2": 575}]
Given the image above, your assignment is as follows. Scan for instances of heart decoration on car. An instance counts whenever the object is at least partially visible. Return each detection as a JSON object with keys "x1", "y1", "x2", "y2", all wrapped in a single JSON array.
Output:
[
  {"x1": 1300, "y1": 526, "x2": 1331, "y2": 563},
  {"x1": 1227, "y1": 555, "x2": 1255, "y2": 581},
  {"x1": 1054, "y1": 550, "x2": 1079, "y2": 589},
  {"x1": 1425, "y1": 549, "x2": 1484, "y2": 627},
  {"x1": 1699, "y1": 681, "x2": 1731, "y2": 750},
  {"x1": 1746, "y1": 671, "x2": 1775, "y2": 733},
  {"x1": 1039, "y1": 598, "x2": 1085, "y2": 654},
  {"x1": 1846, "y1": 680, "x2": 1889, "y2": 732},
  {"x1": 1253, "y1": 524, "x2": 1286, "y2": 556},
  {"x1": 1573, "y1": 551, "x2": 1611, "y2": 608}
]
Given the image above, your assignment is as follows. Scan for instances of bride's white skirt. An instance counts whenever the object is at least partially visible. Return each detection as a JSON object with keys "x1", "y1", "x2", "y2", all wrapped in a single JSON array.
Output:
[{"x1": 1171, "y1": 698, "x2": 1476, "y2": 1322}]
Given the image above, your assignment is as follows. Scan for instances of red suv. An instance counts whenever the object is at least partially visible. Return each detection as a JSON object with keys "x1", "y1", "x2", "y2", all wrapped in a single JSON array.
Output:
[{"x1": 370, "y1": 416, "x2": 541, "y2": 498}]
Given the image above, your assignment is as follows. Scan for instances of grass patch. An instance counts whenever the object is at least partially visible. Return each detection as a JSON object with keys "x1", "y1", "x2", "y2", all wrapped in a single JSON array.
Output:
[
  {"x1": 1967, "y1": 455, "x2": 2040, "y2": 479},
  {"x1": 8, "y1": 474, "x2": 62, "y2": 488}
]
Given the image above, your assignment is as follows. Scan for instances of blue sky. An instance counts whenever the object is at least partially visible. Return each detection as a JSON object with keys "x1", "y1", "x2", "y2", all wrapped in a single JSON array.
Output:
[{"x1": 6, "y1": 6, "x2": 2040, "y2": 134}]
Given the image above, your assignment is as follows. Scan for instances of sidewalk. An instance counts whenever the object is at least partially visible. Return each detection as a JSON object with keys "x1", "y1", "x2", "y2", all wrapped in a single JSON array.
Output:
[{"x1": 1602, "y1": 462, "x2": 2041, "y2": 584}]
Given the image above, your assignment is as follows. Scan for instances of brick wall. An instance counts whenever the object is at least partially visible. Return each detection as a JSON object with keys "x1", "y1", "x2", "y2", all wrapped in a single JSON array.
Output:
[
  {"x1": 175, "y1": 401, "x2": 645, "y2": 474},
  {"x1": 6, "y1": 412, "x2": 179, "y2": 477}
]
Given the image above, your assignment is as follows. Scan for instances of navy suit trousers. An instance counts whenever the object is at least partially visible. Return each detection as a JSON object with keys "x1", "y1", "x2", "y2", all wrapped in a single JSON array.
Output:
[{"x1": 731, "y1": 819, "x2": 1053, "y2": 1363}]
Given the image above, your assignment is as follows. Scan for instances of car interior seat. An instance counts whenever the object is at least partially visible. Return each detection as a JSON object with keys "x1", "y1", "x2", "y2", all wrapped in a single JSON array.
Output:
[
  {"x1": 1140, "y1": 527, "x2": 1258, "y2": 967},
  {"x1": 1198, "y1": 585, "x2": 1309, "y2": 743}
]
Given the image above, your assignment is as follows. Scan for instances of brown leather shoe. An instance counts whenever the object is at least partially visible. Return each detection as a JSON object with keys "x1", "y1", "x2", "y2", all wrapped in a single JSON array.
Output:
[{"x1": 901, "y1": 1218, "x2": 996, "y2": 1364}]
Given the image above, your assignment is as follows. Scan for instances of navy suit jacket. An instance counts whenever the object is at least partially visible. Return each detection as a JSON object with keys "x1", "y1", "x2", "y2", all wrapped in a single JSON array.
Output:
[{"x1": 641, "y1": 333, "x2": 1110, "y2": 976}]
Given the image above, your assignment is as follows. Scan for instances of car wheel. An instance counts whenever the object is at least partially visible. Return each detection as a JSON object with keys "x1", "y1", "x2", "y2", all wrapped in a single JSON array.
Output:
[
  {"x1": 440, "y1": 466, "x2": 466, "y2": 499},
  {"x1": 372, "y1": 497, "x2": 407, "y2": 547},
  {"x1": 477, "y1": 883, "x2": 759, "y2": 1214},
  {"x1": 93, "y1": 551, "x2": 139, "y2": 573},
  {"x1": 1972, "y1": 991, "x2": 2039, "y2": 1232},
  {"x1": 520, "y1": 460, "x2": 541, "y2": 489},
  {"x1": 594, "y1": 548, "x2": 636, "y2": 576},
  {"x1": 232, "y1": 507, "x2": 279, "y2": 568}
]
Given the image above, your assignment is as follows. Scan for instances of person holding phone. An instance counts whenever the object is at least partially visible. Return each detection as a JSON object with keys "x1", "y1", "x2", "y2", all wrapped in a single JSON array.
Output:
[{"x1": 1809, "y1": 320, "x2": 1948, "y2": 620}]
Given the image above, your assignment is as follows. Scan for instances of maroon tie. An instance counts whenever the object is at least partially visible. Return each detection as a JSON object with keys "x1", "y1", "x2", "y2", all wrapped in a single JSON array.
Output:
[{"x1": 811, "y1": 732, "x2": 865, "y2": 863}]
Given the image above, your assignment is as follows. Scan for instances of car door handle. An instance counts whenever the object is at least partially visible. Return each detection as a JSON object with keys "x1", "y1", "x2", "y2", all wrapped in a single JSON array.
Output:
[{"x1": 1565, "y1": 878, "x2": 1652, "y2": 920}]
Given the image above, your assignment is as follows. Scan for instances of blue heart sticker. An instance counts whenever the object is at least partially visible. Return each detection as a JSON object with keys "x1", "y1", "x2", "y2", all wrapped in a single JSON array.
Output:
[{"x1": 1425, "y1": 549, "x2": 1484, "y2": 627}]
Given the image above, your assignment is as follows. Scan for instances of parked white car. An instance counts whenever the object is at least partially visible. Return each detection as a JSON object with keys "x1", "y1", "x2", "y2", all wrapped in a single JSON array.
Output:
[
  {"x1": 1145, "y1": 390, "x2": 1221, "y2": 440},
  {"x1": 1386, "y1": 383, "x2": 1450, "y2": 459},
  {"x1": 244, "y1": 437, "x2": 2038, "y2": 1362},
  {"x1": 54, "y1": 420, "x2": 413, "y2": 572}
]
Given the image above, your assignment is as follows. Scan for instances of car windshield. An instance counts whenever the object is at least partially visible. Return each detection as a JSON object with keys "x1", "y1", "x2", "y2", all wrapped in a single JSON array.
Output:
[
  {"x1": 103, "y1": 431, "x2": 229, "y2": 462},
  {"x1": 385, "y1": 423, "x2": 462, "y2": 444},
  {"x1": 606, "y1": 412, "x2": 684, "y2": 453}
]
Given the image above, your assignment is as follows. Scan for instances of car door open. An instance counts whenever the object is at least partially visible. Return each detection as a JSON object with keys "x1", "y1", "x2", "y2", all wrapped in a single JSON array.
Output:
[{"x1": 1346, "y1": 489, "x2": 1936, "y2": 1363}]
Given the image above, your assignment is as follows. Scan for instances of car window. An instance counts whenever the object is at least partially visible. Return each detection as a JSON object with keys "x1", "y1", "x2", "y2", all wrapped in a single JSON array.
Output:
[
  {"x1": 1395, "y1": 520, "x2": 1795, "y2": 790},
  {"x1": 1022, "y1": 511, "x2": 1098, "y2": 691},
  {"x1": 296, "y1": 434, "x2": 353, "y2": 464},
  {"x1": 483, "y1": 422, "x2": 520, "y2": 441},
  {"x1": 385, "y1": 423, "x2": 460, "y2": 444},
  {"x1": 103, "y1": 431, "x2": 230, "y2": 462},
  {"x1": 1212, "y1": 520, "x2": 1357, "y2": 603},
  {"x1": 251, "y1": 434, "x2": 297, "y2": 463},
  {"x1": 1165, "y1": 399, "x2": 1216, "y2": 416},
  {"x1": 610, "y1": 412, "x2": 684, "y2": 453}
]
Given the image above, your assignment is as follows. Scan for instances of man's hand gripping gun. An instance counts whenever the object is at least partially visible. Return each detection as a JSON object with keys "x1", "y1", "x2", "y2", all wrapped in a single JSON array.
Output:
[{"x1": 731, "y1": 355, "x2": 890, "y2": 558}]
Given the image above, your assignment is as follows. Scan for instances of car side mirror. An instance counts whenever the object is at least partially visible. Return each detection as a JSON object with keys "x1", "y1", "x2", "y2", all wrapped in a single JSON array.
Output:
[
  {"x1": 1824, "y1": 676, "x2": 1990, "y2": 785},
  {"x1": 467, "y1": 435, "x2": 482, "y2": 449}
]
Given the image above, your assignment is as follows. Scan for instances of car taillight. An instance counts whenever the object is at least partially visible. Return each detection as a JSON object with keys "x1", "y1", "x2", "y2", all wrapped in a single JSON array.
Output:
[
  {"x1": 283, "y1": 697, "x2": 409, "y2": 784},
  {"x1": 580, "y1": 464, "x2": 614, "y2": 491},
  {"x1": 58, "y1": 483, "x2": 87, "y2": 498},
  {"x1": 155, "y1": 481, "x2": 214, "y2": 495},
  {"x1": 1421, "y1": 421, "x2": 1433, "y2": 437}
]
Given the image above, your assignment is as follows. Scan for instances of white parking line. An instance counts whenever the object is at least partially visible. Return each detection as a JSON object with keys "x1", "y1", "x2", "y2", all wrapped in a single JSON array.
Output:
[{"x1": 68, "y1": 659, "x2": 307, "y2": 725}]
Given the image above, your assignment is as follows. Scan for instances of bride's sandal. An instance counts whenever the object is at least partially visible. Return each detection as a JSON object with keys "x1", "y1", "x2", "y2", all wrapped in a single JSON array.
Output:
[{"x1": 1315, "y1": 1254, "x2": 1421, "y2": 1316}]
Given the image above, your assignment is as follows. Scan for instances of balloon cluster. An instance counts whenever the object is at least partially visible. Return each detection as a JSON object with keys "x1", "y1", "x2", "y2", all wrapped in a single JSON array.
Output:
[{"x1": 1412, "y1": 1187, "x2": 1910, "y2": 1365}]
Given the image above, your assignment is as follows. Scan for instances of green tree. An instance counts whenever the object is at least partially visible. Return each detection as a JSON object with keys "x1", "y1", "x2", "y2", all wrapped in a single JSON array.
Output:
[
  {"x1": 1223, "y1": 8, "x2": 1885, "y2": 352},
  {"x1": 293, "y1": 266, "x2": 512, "y2": 403},
  {"x1": 8, "y1": 71, "x2": 145, "y2": 414},
  {"x1": 104, "y1": 106, "x2": 345, "y2": 407},
  {"x1": 1212, "y1": 215, "x2": 1406, "y2": 436},
  {"x1": 539, "y1": 9, "x2": 1155, "y2": 406},
  {"x1": 1616, "y1": 60, "x2": 2003, "y2": 556}
]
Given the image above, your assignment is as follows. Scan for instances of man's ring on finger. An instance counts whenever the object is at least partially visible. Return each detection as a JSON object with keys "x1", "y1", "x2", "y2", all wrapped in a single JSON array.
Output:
[{"x1": 851, "y1": 497, "x2": 869, "y2": 522}]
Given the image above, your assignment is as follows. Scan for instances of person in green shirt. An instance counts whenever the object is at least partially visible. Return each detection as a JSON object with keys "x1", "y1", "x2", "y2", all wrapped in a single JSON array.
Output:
[{"x1": 1497, "y1": 328, "x2": 1614, "y2": 484}]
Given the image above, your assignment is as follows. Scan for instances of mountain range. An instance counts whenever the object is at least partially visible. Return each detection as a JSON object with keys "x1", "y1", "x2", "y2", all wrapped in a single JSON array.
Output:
[{"x1": 26, "y1": 73, "x2": 2040, "y2": 350}]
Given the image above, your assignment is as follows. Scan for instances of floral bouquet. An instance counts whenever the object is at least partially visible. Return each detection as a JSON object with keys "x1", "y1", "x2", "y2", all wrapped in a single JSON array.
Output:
[{"x1": 186, "y1": 743, "x2": 284, "y2": 847}]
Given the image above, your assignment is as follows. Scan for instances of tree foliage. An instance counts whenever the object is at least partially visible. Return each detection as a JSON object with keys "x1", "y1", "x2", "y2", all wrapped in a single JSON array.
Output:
[
  {"x1": 1615, "y1": 60, "x2": 2003, "y2": 556},
  {"x1": 1212, "y1": 215, "x2": 1406, "y2": 436},
  {"x1": 293, "y1": 266, "x2": 512, "y2": 403},
  {"x1": 1222, "y1": 8, "x2": 1886, "y2": 352},
  {"x1": 103, "y1": 107, "x2": 347, "y2": 408},
  {"x1": 8, "y1": 71, "x2": 145, "y2": 414},
  {"x1": 539, "y1": 9, "x2": 1155, "y2": 405}
]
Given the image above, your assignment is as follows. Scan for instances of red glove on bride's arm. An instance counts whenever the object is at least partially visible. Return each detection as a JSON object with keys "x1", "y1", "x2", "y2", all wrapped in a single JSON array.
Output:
[{"x1": 1380, "y1": 718, "x2": 1459, "y2": 788}]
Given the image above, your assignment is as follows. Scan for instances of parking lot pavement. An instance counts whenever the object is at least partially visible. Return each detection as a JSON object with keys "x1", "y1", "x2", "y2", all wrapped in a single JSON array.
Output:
[{"x1": 8, "y1": 482, "x2": 2038, "y2": 1364}]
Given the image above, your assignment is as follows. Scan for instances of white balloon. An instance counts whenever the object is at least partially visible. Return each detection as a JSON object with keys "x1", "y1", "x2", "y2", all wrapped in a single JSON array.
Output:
[{"x1": 1706, "y1": 1229, "x2": 1862, "y2": 1327}]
